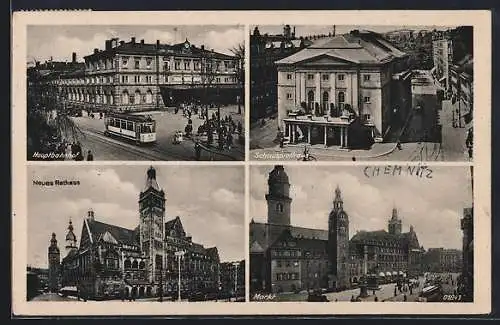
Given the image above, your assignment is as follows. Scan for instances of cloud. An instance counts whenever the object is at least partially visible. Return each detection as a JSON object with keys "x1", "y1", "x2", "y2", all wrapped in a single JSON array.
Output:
[{"x1": 250, "y1": 165, "x2": 471, "y2": 250}]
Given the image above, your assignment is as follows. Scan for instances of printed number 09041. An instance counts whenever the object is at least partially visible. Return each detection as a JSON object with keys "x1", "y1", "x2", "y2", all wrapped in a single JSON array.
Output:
[{"x1": 443, "y1": 295, "x2": 462, "y2": 301}]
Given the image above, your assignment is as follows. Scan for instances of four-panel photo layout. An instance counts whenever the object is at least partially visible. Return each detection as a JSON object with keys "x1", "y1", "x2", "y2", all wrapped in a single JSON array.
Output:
[{"x1": 25, "y1": 22, "x2": 475, "y2": 307}]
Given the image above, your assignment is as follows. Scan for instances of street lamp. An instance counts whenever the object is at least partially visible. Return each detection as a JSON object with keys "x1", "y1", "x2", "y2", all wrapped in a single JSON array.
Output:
[
  {"x1": 305, "y1": 252, "x2": 311, "y2": 294},
  {"x1": 232, "y1": 262, "x2": 239, "y2": 300},
  {"x1": 175, "y1": 250, "x2": 185, "y2": 302}
]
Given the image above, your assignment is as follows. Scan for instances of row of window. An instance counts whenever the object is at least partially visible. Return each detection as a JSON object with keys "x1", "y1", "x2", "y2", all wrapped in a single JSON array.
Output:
[
  {"x1": 286, "y1": 73, "x2": 373, "y2": 82},
  {"x1": 284, "y1": 91, "x2": 371, "y2": 104},
  {"x1": 276, "y1": 272, "x2": 300, "y2": 281},
  {"x1": 276, "y1": 260, "x2": 300, "y2": 268},
  {"x1": 271, "y1": 250, "x2": 301, "y2": 258}
]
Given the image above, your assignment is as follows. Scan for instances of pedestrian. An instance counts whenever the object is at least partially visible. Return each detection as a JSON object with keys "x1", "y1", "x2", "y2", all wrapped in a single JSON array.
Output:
[
  {"x1": 86, "y1": 150, "x2": 94, "y2": 161},
  {"x1": 396, "y1": 140, "x2": 402, "y2": 150},
  {"x1": 195, "y1": 142, "x2": 201, "y2": 161},
  {"x1": 226, "y1": 132, "x2": 233, "y2": 150},
  {"x1": 410, "y1": 287, "x2": 413, "y2": 295},
  {"x1": 374, "y1": 296, "x2": 378, "y2": 302},
  {"x1": 394, "y1": 287, "x2": 397, "y2": 297},
  {"x1": 237, "y1": 121, "x2": 242, "y2": 134},
  {"x1": 352, "y1": 156, "x2": 356, "y2": 161},
  {"x1": 403, "y1": 294, "x2": 407, "y2": 302},
  {"x1": 350, "y1": 295, "x2": 355, "y2": 302}
]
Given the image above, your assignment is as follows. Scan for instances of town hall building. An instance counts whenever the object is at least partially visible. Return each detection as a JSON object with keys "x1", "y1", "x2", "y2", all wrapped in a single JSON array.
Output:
[
  {"x1": 249, "y1": 165, "x2": 424, "y2": 295},
  {"x1": 49, "y1": 166, "x2": 221, "y2": 300}
]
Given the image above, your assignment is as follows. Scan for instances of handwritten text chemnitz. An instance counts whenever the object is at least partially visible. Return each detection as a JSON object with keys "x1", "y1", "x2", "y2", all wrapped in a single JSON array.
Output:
[{"x1": 363, "y1": 165, "x2": 433, "y2": 179}]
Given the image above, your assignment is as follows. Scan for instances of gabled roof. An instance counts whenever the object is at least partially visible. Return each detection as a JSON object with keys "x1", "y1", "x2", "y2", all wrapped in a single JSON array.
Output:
[{"x1": 86, "y1": 219, "x2": 139, "y2": 247}]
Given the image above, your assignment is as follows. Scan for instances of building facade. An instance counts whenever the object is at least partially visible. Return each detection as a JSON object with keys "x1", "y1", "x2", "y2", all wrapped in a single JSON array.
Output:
[
  {"x1": 460, "y1": 206, "x2": 474, "y2": 302},
  {"x1": 249, "y1": 165, "x2": 424, "y2": 295},
  {"x1": 58, "y1": 166, "x2": 221, "y2": 300},
  {"x1": 219, "y1": 260, "x2": 245, "y2": 295},
  {"x1": 423, "y1": 248, "x2": 462, "y2": 273},
  {"x1": 432, "y1": 38, "x2": 454, "y2": 91},
  {"x1": 250, "y1": 25, "x2": 312, "y2": 121},
  {"x1": 47, "y1": 233, "x2": 61, "y2": 292},
  {"x1": 275, "y1": 30, "x2": 412, "y2": 147},
  {"x1": 29, "y1": 38, "x2": 241, "y2": 113}
]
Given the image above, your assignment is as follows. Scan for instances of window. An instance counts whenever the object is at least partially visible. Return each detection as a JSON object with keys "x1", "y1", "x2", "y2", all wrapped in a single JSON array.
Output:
[
  {"x1": 338, "y1": 91, "x2": 345, "y2": 103},
  {"x1": 145, "y1": 76, "x2": 152, "y2": 83},
  {"x1": 135, "y1": 59, "x2": 140, "y2": 69},
  {"x1": 276, "y1": 203, "x2": 284, "y2": 212},
  {"x1": 122, "y1": 91, "x2": 129, "y2": 104},
  {"x1": 145, "y1": 90, "x2": 153, "y2": 104},
  {"x1": 121, "y1": 75, "x2": 129, "y2": 83},
  {"x1": 184, "y1": 61, "x2": 190, "y2": 70},
  {"x1": 322, "y1": 74, "x2": 329, "y2": 81},
  {"x1": 363, "y1": 74, "x2": 371, "y2": 81},
  {"x1": 364, "y1": 96, "x2": 371, "y2": 103},
  {"x1": 277, "y1": 260, "x2": 282, "y2": 267},
  {"x1": 193, "y1": 60, "x2": 200, "y2": 70},
  {"x1": 307, "y1": 74, "x2": 314, "y2": 80},
  {"x1": 146, "y1": 58, "x2": 152, "y2": 69},
  {"x1": 287, "y1": 73, "x2": 292, "y2": 80},
  {"x1": 174, "y1": 60, "x2": 181, "y2": 70},
  {"x1": 286, "y1": 93, "x2": 293, "y2": 100},
  {"x1": 134, "y1": 75, "x2": 141, "y2": 83},
  {"x1": 338, "y1": 74, "x2": 345, "y2": 81},
  {"x1": 286, "y1": 260, "x2": 291, "y2": 267},
  {"x1": 122, "y1": 57, "x2": 129, "y2": 68}
]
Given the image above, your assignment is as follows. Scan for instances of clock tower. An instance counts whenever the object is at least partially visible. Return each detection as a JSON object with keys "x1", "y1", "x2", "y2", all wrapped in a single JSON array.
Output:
[
  {"x1": 266, "y1": 165, "x2": 292, "y2": 226},
  {"x1": 139, "y1": 166, "x2": 166, "y2": 284},
  {"x1": 327, "y1": 186, "x2": 350, "y2": 289}
]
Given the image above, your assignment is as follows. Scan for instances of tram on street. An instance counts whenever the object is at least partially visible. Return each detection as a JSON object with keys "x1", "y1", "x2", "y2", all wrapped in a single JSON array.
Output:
[{"x1": 104, "y1": 112, "x2": 157, "y2": 145}]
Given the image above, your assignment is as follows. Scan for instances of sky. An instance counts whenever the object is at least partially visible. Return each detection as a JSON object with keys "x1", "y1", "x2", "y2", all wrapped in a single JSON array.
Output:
[
  {"x1": 27, "y1": 25, "x2": 244, "y2": 63},
  {"x1": 27, "y1": 165, "x2": 245, "y2": 268},
  {"x1": 250, "y1": 165, "x2": 472, "y2": 250},
  {"x1": 251, "y1": 25, "x2": 458, "y2": 37}
]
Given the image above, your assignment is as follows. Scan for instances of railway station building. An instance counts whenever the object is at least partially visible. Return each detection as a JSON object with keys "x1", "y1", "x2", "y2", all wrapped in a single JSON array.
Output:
[{"x1": 30, "y1": 38, "x2": 242, "y2": 113}]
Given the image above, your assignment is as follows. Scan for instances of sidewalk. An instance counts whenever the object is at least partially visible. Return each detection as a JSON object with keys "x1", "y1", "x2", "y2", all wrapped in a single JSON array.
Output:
[{"x1": 440, "y1": 100, "x2": 469, "y2": 161}]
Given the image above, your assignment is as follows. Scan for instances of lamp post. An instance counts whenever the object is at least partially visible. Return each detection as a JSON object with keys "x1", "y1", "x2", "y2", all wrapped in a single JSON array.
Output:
[
  {"x1": 232, "y1": 262, "x2": 239, "y2": 300},
  {"x1": 359, "y1": 245, "x2": 369, "y2": 298},
  {"x1": 175, "y1": 250, "x2": 185, "y2": 302},
  {"x1": 305, "y1": 252, "x2": 311, "y2": 294}
]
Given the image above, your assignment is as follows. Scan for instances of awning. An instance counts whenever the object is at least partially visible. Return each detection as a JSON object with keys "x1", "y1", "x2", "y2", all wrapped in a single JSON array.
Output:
[
  {"x1": 392, "y1": 271, "x2": 398, "y2": 276},
  {"x1": 379, "y1": 272, "x2": 386, "y2": 277},
  {"x1": 385, "y1": 272, "x2": 392, "y2": 277},
  {"x1": 60, "y1": 286, "x2": 78, "y2": 291},
  {"x1": 399, "y1": 271, "x2": 404, "y2": 275}
]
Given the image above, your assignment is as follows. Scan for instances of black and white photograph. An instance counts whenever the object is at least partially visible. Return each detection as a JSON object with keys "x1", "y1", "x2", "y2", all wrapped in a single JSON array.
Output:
[
  {"x1": 27, "y1": 25, "x2": 245, "y2": 161},
  {"x1": 249, "y1": 165, "x2": 473, "y2": 302},
  {"x1": 250, "y1": 25, "x2": 473, "y2": 162},
  {"x1": 27, "y1": 165, "x2": 245, "y2": 302}
]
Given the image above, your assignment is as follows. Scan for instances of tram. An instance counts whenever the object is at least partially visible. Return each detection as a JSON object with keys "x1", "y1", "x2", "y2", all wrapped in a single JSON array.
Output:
[{"x1": 104, "y1": 112, "x2": 157, "y2": 145}]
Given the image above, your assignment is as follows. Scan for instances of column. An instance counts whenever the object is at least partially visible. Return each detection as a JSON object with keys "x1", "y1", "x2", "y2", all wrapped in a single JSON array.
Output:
[
  {"x1": 295, "y1": 72, "x2": 301, "y2": 105},
  {"x1": 345, "y1": 127, "x2": 349, "y2": 148},
  {"x1": 345, "y1": 73, "x2": 352, "y2": 107},
  {"x1": 340, "y1": 127, "x2": 344, "y2": 147},
  {"x1": 308, "y1": 125, "x2": 311, "y2": 144},
  {"x1": 352, "y1": 72, "x2": 359, "y2": 114},
  {"x1": 287, "y1": 122, "x2": 291, "y2": 138},
  {"x1": 300, "y1": 73, "x2": 306, "y2": 104},
  {"x1": 315, "y1": 72, "x2": 321, "y2": 107},
  {"x1": 324, "y1": 125, "x2": 328, "y2": 147},
  {"x1": 330, "y1": 72, "x2": 336, "y2": 108},
  {"x1": 292, "y1": 124, "x2": 296, "y2": 143}
]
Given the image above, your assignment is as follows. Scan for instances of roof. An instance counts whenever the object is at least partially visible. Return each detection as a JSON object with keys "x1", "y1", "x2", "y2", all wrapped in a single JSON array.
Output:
[
  {"x1": 86, "y1": 219, "x2": 139, "y2": 247},
  {"x1": 85, "y1": 39, "x2": 236, "y2": 61},
  {"x1": 350, "y1": 229, "x2": 416, "y2": 247},
  {"x1": 276, "y1": 31, "x2": 407, "y2": 65},
  {"x1": 107, "y1": 112, "x2": 155, "y2": 123},
  {"x1": 249, "y1": 221, "x2": 328, "y2": 252}
]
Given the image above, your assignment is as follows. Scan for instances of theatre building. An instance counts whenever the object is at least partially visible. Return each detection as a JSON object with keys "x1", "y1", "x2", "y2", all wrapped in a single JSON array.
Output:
[
  {"x1": 43, "y1": 37, "x2": 241, "y2": 113},
  {"x1": 58, "y1": 166, "x2": 220, "y2": 300},
  {"x1": 275, "y1": 30, "x2": 412, "y2": 148}
]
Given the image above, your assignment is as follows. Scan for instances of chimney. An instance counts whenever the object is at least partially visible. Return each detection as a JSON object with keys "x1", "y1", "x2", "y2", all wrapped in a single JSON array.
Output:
[
  {"x1": 111, "y1": 38, "x2": 119, "y2": 48},
  {"x1": 87, "y1": 209, "x2": 95, "y2": 221},
  {"x1": 119, "y1": 40, "x2": 125, "y2": 46},
  {"x1": 201, "y1": 45, "x2": 205, "y2": 50},
  {"x1": 94, "y1": 48, "x2": 99, "y2": 54},
  {"x1": 72, "y1": 52, "x2": 76, "y2": 63},
  {"x1": 105, "y1": 40, "x2": 111, "y2": 51},
  {"x1": 131, "y1": 37, "x2": 136, "y2": 43},
  {"x1": 156, "y1": 40, "x2": 160, "y2": 49},
  {"x1": 140, "y1": 39, "x2": 144, "y2": 44}
]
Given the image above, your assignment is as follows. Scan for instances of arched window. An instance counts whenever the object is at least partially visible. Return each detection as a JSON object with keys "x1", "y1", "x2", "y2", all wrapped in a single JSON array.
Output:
[
  {"x1": 139, "y1": 261, "x2": 145, "y2": 269},
  {"x1": 122, "y1": 90, "x2": 129, "y2": 105},
  {"x1": 134, "y1": 90, "x2": 141, "y2": 104},
  {"x1": 276, "y1": 202, "x2": 284, "y2": 213},
  {"x1": 155, "y1": 255, "x2": 162, "y2": 269},
  {"x1": 124, "y1": 259, "x2": 131, "y2": 269},
  {"x1": 145, "y1": 90, "x2": 153, "y2": 104},
  {"x1": 132, "y1": 260, "x2": 138, "y2": 269},
  {"x1": 109, "y1": 94, "x2": 114, "y2": 105},
  {"x1": 102, "y1": 93, "x2": 107, "y2": 104},
  {"x1": 338, "y1": 91, "x2": 345, "y2": 103},
  {"x1": 322, "y1": 91, "x2": 329, "y2": 112}
]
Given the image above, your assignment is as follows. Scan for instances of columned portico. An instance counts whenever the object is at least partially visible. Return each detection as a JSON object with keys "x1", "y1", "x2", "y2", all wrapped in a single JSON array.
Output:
[{"x1": 284, "y1": 116, "x2": 353, "y2": 148}]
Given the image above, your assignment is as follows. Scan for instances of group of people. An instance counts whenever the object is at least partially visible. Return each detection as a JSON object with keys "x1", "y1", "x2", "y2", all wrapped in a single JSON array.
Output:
[{"x1": 67, "y1": 141, "x2": 94, "y2": 161}]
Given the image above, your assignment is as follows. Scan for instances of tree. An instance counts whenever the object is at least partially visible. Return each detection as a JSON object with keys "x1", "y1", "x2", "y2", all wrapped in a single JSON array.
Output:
[{"x1": 230, "y1": 43, "x2": 245, "y2": 115}]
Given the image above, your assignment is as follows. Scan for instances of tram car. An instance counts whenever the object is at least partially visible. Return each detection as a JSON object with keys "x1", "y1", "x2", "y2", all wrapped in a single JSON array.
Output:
[{"x1": 104, "y1": 112, "x2": 156, "y2": 145}]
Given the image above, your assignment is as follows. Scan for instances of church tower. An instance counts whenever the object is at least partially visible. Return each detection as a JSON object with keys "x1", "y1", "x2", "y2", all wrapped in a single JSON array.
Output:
[
  {"x1": 65, "y1": 218, "x2": 77, "y2": 257},
  {"x1": 139, "y1": 166, "x2": 166, "y2": 284},
  {"x1": 388, "y1": 207, "x2": 402, "y2": 235},
  {"x1": 266, "y1": 165, "x2": 292, "y2": 226},
  {"x1": 327, "y1": 186, "x2": 350, "y2": 289},
  {"x1": 48, "y1": 233, "x2": 60, "y2": 292}
]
